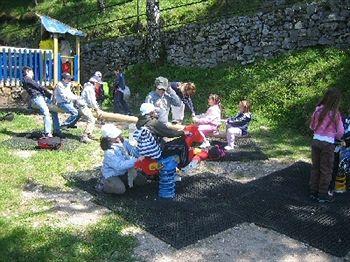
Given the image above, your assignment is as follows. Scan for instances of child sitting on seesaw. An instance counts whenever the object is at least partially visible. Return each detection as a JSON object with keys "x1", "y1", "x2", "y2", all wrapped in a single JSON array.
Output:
[
  {"x1": 225, "y1": 100, "x2": 252, "y2": 151},
  {"x1": 192, "y1": 94, "x2": 222, "y2": 148}
]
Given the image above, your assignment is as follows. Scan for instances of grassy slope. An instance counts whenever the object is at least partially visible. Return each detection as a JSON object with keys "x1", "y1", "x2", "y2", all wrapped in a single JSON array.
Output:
[{"x1": 122, "y1": 47, "x2": 350, "y2": 159}]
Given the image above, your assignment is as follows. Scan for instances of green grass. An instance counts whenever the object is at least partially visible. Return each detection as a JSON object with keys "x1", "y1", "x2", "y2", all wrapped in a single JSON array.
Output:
[
  {"x1": 0, "y1": 0, "x2": 314, "y2": 44},
  {"x1": 124, "y1": 47, "x2": 350, "y2": 133},
  {"x1": 0, "y1": 114, "x2": 136, "y2": 261}
]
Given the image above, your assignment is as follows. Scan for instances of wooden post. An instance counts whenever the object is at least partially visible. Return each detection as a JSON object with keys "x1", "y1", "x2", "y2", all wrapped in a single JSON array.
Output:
[
  {"x1": 75, "y1": 36, "x2": 80, "y2": 84},
  {"x1": 53, "y1": 33, "x2": 59, "y2": 85}
]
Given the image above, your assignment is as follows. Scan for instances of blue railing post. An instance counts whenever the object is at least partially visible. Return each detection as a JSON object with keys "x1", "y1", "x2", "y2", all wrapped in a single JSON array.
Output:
[
  {"x1": 74, "y1": 54, "x2": 78, "y2": 81},
  {"x1": 39, "y1": 50, "x2": 43, "y2": 85}
]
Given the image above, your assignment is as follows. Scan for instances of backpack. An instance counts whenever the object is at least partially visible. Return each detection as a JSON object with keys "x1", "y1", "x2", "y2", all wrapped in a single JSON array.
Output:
[
  {"x1": 37, "y1": 137, "x2": 62, "y2": 150},
  {"x1": 208, "y1": 145, "x2": 227, "y2": 160}
]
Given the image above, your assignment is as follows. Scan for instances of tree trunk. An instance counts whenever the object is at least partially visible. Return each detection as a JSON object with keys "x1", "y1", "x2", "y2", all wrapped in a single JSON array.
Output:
[
  {"x1": 146, "y1": 0, "x2": 162, "y2": 63},
  {"x1": 97, "y1": 0, "x2": 106, "y2": 13}
]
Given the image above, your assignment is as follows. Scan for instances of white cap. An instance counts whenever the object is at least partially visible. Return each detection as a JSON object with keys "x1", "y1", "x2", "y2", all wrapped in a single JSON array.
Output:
[
  {"x1": 101, "y1": 124, "x2": 122, "y2": 138},
  {"x1": 140, "y1": 103, "x2": 155, "y2": 116},
  {"x1": 94, "y1": 71, "x2": 102, "y2": 78}
]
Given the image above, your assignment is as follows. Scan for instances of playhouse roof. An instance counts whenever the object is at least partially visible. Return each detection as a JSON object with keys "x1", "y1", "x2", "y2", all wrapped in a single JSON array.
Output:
[{"x1": 37, "y1": 14, "x2": 86, "y2": 37}]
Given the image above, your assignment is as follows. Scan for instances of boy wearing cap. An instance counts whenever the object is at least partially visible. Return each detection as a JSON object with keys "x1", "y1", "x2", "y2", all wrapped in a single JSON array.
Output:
[
  {"x1": 145, "y1": 76, "x2": 181, "y2": 124},
  {"x1": 91, "y1": 72, "x2": 105, "y2": 107},
  {"x1": 22, "y1": 66, "x2": 61, "y2": 137},
  {"x1": 134, "y1": 103, "x2": 190, "y2": 168},
  {"x1": 99, "y1": 124, "x2": 146, "y2": 194},
  {"x1": 53, "y1": 72, "x2": 80, "y2": 128}
]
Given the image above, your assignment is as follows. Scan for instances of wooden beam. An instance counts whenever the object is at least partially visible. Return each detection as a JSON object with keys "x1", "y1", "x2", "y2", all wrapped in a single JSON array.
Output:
[{"x1": 53, "y1": 34, "x2": 59, "y2": 85}]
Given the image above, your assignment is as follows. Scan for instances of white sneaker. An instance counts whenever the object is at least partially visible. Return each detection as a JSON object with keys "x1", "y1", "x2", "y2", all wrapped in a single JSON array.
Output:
[
  {"x1": 199, "y1": 141, "x2": 211, "y2": 148},
  {"x1": 175, "y1": 175, "x2": 182, "y2": 182},
  {"x1": 224, "y1": 145, "x2": 235, "y2": 151}
]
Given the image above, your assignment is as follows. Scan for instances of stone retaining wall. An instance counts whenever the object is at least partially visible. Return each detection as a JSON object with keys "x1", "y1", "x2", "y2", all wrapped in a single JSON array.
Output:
[{"x1": 81, "y1": 0, "x2": 350, "y2": 79}]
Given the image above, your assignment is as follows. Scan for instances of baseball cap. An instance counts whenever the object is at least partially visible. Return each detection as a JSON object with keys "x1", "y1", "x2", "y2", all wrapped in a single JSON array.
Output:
[
  {"x1": 101, "y1": 124, "x2": 122, "y2": 138},
  {"x1": 155, "y1": 76, "x2": 169, "y2": 91},
  {"x1": 89, "y1": 76, "x2": 102, "y2": 84},
  {"x1": 62, "y1": 72, "x2": 73, "y2": 80},
  {"x1": 140, "y1": 103, "x2": 155, "y2": 116},
  {"x1": 94, "y1": 71, "x2": 102, "y2": 78}
]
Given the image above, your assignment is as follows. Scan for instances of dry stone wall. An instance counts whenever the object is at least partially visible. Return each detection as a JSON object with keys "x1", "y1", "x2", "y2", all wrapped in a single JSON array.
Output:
[{"x1": 81, "y1": 0, "x2": 350, "y2": 78}]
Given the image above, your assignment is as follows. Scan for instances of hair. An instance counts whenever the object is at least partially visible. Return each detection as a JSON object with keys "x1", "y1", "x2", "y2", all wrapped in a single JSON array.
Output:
[
  {"x1": 115, "y1": 65, "x2": 122, "y2": 72},
  {"x1": 239, "y1": 100, "x2": 251, "y2": 113},
  {"x1": 22, "y1": 66, "x2": 32, "y2": 76},
  {"x1": 316, "y1": 87, "x2": 341, "y2": 129},
  {"x1": 208, "y1": 94, "x2": 221, "y2": 105},
  {"x1": 208, "y1": 93, "x2": 223, "y2": 116},
  {"x1": 100, "y1": 137, "x2": 113, "y2": 151},
  {"x1": 181, "y1": 82, "x2": 196, "y2": 96}
]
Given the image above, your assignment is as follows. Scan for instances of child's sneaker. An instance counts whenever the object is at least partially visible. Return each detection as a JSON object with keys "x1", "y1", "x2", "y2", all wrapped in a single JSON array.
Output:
[
  {"x1": 199, "y1": 140, "x2": 211, "y2": 149},
  {"x1": 224, "y1": 145, "x2": 235, "y2": 151},
  {"x1": 318, "y1": 193, "x2": 334, "y2": 203}
]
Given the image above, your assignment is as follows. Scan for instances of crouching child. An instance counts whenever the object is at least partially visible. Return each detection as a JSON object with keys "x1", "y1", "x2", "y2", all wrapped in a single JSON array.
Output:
[{"x1": 99, "y1": 124, "x2": 147, "y2": 194}]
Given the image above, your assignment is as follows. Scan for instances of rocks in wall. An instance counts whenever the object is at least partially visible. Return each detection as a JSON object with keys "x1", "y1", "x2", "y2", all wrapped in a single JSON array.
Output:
[{"x1": 81, "y1": 0, "x2": 350, "y2": 73}]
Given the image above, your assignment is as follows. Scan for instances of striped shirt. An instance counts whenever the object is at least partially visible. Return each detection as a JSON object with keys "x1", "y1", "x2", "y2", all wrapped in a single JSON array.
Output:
[{"x1": 133, "y1": 127, "x2": 162, "y2": 159}]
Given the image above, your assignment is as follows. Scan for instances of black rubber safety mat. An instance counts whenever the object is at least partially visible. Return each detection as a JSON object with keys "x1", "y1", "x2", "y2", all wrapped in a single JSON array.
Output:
[
  {"x1": 67, "y1": 162, "x2": 350, "y2": 256},
  {"x1": 210, "y1": 138, "x2": 268, "y2": 161},
  {"x1": 247, "y1": 161, "x2": 350, "y2": 256},
  {"x1": 66, "y1": 172, "x2": 248, "y2": 249},
  {"x1": 0, "y1": 129, "x2": 81, "y2": 151}
]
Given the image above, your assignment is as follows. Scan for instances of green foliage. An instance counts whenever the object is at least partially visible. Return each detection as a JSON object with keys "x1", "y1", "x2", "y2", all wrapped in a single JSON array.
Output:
[{"x1": 125, "y1": 47, "x2": 350, "y2": 133}]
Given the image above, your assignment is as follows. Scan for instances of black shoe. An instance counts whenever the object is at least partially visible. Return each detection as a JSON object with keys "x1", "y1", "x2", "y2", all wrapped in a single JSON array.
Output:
[
  {"x1": 318, "y1": 194, "x2": 334, "y2": 203},
  {"x1": 53, "y1": 132, "x2": 66, "y2": 139},
  {"x1": 309, "y1": 191, "x2": 318, "y2": 201}
]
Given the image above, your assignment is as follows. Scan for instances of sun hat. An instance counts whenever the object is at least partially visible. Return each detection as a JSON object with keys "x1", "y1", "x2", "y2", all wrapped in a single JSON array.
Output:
[
  {"x1": 140, "y1": 103, "x2": 156, "y2": 116},
  {"x1": 101, "y1": 124, "x2": 122, "y2": 138},
  {"x1": 155, "y1": 76, "x2": 169, "y2": 91}
]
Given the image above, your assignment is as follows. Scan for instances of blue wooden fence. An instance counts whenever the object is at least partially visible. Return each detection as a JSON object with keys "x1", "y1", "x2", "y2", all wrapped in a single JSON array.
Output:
[{"x1": 0, "y1": 46, "x2": 79, "y2": 87}]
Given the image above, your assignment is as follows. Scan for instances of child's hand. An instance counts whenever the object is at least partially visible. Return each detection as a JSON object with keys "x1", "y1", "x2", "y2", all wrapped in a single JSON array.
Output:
[
  {"x1": 184, "y1": 130, "x2": 191, "y2": 136},
  {"x1": 137, "y1": 156, "x2": 145, "y2": 161},
  {"x1": 192, "y1": 116, "x2": 198, "y2": 122}
]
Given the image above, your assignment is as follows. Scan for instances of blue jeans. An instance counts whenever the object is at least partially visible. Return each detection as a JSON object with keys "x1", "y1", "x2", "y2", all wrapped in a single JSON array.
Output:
[
  {"x1": 31, "y1": 95, "x2": 60, "y2": 135},
  {"x1": 58, "y1": 102, "x2": 79, "y2": 127},
  {"x1": 113, "y1": 90, "x2": 130, "y2": 114}
]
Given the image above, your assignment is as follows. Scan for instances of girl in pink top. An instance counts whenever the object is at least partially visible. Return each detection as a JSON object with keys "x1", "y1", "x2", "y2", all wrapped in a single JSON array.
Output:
[
  {"x1": 309, "y1": 88, "x2": 344, "y2": 203},
  {"x1": 193, "y1": 94, "x2": 221, "y2": 148}
]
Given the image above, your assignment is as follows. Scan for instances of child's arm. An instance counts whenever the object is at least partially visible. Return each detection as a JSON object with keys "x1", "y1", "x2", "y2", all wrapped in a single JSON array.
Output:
[
  {"x1": 336, "y1": 113, "x2": 345, "y2": 140},
  {"x1": 105, "y1": 150, "x2": 137, "y2": 171},
  {"x1": 195, "y1": 106, "x2": 221, "y2": 125},
  {"x1": 227, "y1": 113, "x2": 251, "y2": 127}
]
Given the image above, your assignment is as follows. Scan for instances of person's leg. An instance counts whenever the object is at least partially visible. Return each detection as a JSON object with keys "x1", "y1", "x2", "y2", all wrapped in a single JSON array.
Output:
[
  {"x1": 171, "y1": 101, "x2": 185, "y2": 123},
  {"x1": 113, "y1": 91, "x2": 123, "y2": 113},
  {"x1": 79, "y1": 106, "x2": 96, "y2": 142},
  {"x1": 309, "y1": 140, "x2": 321, "y2": 194},
  {"x1": 45, "y1": 98, "x2": 62, "y2": 135},
  {"x1": 162, "y1": 137, "x2": 189, "y2": 168},
  {"x1": 318, "y1": 142, "x2": 335, "y2": 196},
  {"x1": 59, "y1": 102, "x2": 79, "y2": 127},
  {"x1": 198, "y1": 124, "x2": 218, "y2": 148},
  {"x1": 226, "y1": 127, "x2": 242, "y2": 148},
  {"x1": 31, "y1": 95, "x2": 53, "y2": 136},
  {"x1": 102, "y1": 176, "x2": 126, "y2": 194}
]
